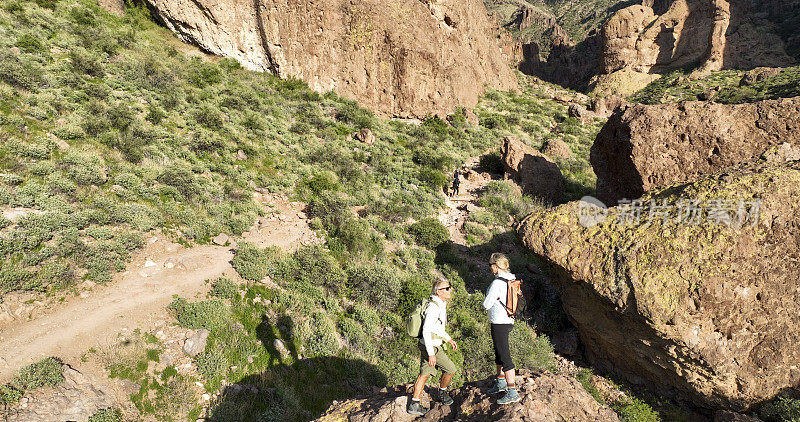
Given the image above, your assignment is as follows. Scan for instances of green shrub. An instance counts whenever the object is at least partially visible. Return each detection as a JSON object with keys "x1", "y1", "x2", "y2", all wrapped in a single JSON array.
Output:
[
  {"x1": 168, "y1": 297, "x2": 231, "y2": 331},
  {"x1": 0, "y1": 51, "x2": 45, "y2": 91},
  {"x1": 576, "y1": 368, "x2": 605, "y2": 404},
  {"x1": 613, "y1": 396, "x2": 660, "y2": 422},
  {"x1": 760, "y1": 394, "x2": 800, "y2": 422},
  {"x1": 62, "y1": 152, "x2": 107, "y2": 186},
  {"x1": 15, "y1": 34, "x2": 45, "y2": 54},
  {"x1": 232, "y1": 242, "x2": 268, "y2": 281},
  {"x1": 306, "y1": 192, "x2": 351, "y2": 230},
  {"x1": 346, "y1": 263, "x2": 403, "y2": 310},
  {"x1": 11, "y1": 357, "x2": 64, "y2": 391},
  {"x1": 188, "y1": 59, "x2": 223, "y2": 88},
  {"x1": 195, "y1": 348, "x2": 228, "y2": 384},
  {"x1": 510, "y1": 327, "x2": 555, "y2": 372},
  {"x1": 293, "y1": 245, "x2": 346, "y2": 292},
  {"x1": 87, "y1": 408, "x2": 123, "y2": 422},
  {"x1": 328, "y1": 218, "x2": 384, "y2": 260},
  {"x1": 408, "y1": 218, "x2": 449, "y2": 249},
  {"x1": 417, "y1": 166, "x2": 448, "y2": 191},
  {"x1": 210, "y1": 277, "x2": 238, "y2": 300},
  {"x1": 300, "y1": 311, "x2": 339, "y2": 357},
  {"x1": 157, "y1": 165, "x2": 200, "y2": 199},
  {"x1": 0, "y1": 385, "x2": 22, "y2": 405}
]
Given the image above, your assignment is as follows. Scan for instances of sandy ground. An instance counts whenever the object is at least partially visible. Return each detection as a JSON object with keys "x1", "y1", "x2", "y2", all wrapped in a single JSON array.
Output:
[{"x1": 0, "y1": 193, "x2": 318, "y2": 383}]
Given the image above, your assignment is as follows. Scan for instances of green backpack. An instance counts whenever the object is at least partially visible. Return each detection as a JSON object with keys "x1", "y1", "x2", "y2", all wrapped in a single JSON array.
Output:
[{"x1": 405, "y1": 298, "x2": 432, "y2": 338}]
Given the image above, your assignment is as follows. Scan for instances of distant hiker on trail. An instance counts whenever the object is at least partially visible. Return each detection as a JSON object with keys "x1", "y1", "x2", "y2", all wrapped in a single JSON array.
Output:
[
  {"x1": 483, "y1": 253, "x2": 521, "y2": 405},
  {"x1": 450, "y1": 169, "x2": 460, "y2": 197},
  {"x1": 407, "y1": 279, "x2": 458, "y2": 416}
]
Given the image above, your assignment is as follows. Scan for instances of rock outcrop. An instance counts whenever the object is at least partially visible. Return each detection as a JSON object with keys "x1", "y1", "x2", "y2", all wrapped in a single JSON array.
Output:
[
  {"x1": 140, "y1": 0, "x2": 517, "y2": 118},
  {"x1": 500, "y1": 136, "x2": 563, "y2": 205},
  {"x1": 590, "y1": 97, "x2": 800, "y2": 205},
  {"x1": 317, "y1": 370, "x2": 619, "y2": 421},
  {"x1": 6, "y1": 364, "x2": 117, "y2": 422},
  {"x1": 518, "y1": 160, "x2": 800, "y2": 410},
  {"x1": 589, "y1": 0, "x2": 795, "y2": 95}
]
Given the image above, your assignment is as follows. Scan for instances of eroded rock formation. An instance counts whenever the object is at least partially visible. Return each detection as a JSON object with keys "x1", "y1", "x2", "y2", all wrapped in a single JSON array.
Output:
[
  {"x1": 590, "y1": 97, "x2": 800, "y2": 205},
  {"x1": 500, "y1": 136, "x2": 564, "y2": 205},
  {"x1": 316, "y1": 370, "x2": 619, "y2": 421},
  {"x1": 139, "y1": 0, "x2": 517, "y2": 118},
  {"x1": 518, "y1": 160, "x2": 800, "y2": 410},
  {"x1": 589, "y1": 0, "x2": 795, "y2": 95}
]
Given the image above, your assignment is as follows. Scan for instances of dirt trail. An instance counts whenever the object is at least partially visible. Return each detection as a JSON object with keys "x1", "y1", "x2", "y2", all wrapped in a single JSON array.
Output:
[
  {"x1": 440, "y1": 156, "x2": 500, "y2": 244},
  {"x1": 0, "y1": 193, "x2": 318, "y2": 383}
]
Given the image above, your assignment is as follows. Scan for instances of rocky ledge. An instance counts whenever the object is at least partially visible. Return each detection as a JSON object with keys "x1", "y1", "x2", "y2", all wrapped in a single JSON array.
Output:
[{"x1": 316, "y1": 369, "x2": 619, "y2": 421}]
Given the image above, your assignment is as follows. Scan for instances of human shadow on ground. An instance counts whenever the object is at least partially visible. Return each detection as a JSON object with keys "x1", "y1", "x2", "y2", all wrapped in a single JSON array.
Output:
[{"x1": 205, "y1": 316, "x2": 387, "y2": 422}]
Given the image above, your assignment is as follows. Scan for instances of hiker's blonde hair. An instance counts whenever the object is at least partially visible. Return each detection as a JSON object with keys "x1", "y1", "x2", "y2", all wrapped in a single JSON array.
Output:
[{"x1": 489, "y1": 253, "x2": 510, "y2": 271}]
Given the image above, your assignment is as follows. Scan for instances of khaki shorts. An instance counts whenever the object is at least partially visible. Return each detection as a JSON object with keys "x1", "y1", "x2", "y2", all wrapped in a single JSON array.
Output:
[{"x1": 418, "y1": 342, "x2": 457, "y2": 376}]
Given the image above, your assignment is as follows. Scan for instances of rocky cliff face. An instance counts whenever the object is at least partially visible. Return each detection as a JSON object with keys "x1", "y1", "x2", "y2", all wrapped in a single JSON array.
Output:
[
  {"x1": 317, "y1": 370, "x2": 620, "y2": 421},
  {"x1": 510, "y1": 0, "x2": 797, "y2": 93},
  {"x1": 518, "y1": 160, "x2": 800, "y2": 410},
  {"x1": 139, "y1": 0, "x2": 517, "y2": 118},
  {"x1": 590, "y1": 97, "x2": 800, "y2": 205},
  {"x1": 589, "y1": 0, "x2": 795, "y2": 95}
]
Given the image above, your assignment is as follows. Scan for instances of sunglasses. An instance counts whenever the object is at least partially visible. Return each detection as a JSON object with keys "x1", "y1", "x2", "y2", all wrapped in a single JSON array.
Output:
[{"x1": 438, "y1": 286, "x2": 452, "y2": 291}]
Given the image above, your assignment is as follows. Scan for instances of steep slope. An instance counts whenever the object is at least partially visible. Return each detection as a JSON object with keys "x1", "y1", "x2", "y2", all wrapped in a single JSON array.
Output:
[{"x1": 138, "y1": 0, "x2": 518, "y2": 118}]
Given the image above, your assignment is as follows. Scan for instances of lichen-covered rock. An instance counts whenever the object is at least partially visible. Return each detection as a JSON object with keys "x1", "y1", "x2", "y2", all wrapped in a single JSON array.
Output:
[
  {"x1": 316, "y1": 370, "x2": 619, "y2": 421},
  {"x1": 140, "y1": 0, "x2": 517, "y2": 118},
  {"x1": 591, "y1": 97, "x2": 800, "y2": 205},
  {"x1": 518, "y1": 160, "x2": 800, "y2": 410},
  {"x1": 500, "y1": 136, "x2": 563, "y2": 204}
]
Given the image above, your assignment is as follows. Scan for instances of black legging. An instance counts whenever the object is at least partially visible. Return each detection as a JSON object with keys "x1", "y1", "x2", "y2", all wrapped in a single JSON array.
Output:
[{"x1": 491, "y1": 323, "x2": 514, "y2": 371}]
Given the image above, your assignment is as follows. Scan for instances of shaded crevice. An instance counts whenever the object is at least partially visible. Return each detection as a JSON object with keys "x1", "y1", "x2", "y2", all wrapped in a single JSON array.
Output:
[{"x1": 253, "y1": 0, "x2": 280, "y2": 75}]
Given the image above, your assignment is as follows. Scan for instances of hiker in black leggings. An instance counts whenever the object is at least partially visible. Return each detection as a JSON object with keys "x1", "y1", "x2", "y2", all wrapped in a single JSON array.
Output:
[{"x1": 482, "y1": 253, "x2": 521, "y2": 405}]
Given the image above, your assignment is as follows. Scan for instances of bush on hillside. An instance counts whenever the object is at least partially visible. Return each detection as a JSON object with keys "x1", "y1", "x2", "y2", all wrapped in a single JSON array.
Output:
[
  {"x1": 760, "y1": 394, "x2": 800, "y2": 422},
  {"x1": 209, "y1": 277, "x2": 238, "y2": 300},
  {"x1": 232, "y1": 242, "x2": 268, "y2": 281},
  {"x1": 11, "y1": 357, "x2": 64, "y2": 391},
  {"x1": 168, "y1": 297, "x2": 231, "y2": 331},
  {"x1": 409, "y1": 218, "x2": 449, "y2": 249}
]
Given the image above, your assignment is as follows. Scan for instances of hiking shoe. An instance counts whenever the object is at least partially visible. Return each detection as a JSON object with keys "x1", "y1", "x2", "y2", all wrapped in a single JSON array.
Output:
[
  {"x1": 487, "y1": 377, "x2": 507, "y2": 394},
  {"x1": 407, "y1": 399, "x2": 428, "y2": 416},
  {"x1": 432, "y1": 389, "x2": 454, "y2": 406},
  {"x1": 497, "y1": 387, "x2": 521, "y2": 405}
]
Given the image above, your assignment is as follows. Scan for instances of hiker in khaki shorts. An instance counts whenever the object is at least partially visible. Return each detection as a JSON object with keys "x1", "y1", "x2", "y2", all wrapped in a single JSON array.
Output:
[{"x1": 407, "y1": 279, "x2": 458, "y2": 416}]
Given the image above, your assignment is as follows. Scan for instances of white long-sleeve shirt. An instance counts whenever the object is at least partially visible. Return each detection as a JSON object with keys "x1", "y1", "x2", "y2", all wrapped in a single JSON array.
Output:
[
  {"x1": 483, "y1": 271, "x2": 516, "y2": 325},
  {"x1": 420, "y1": 295, "x2": 452, "y2": 357}
]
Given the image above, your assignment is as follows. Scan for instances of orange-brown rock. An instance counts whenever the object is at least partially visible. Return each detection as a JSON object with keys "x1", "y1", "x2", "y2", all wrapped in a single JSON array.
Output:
[
  {"x1": 590, "y1": 97, "x2": 800, "y2": 205},
  {"x1": 317, "y1": 370, "x2": 620, "y2": 421},
  {"x1": 590, "y1": 0, "x2": 795, "y2": 94},
  {"x1": 519, "y1": 160, "x2": 800, "y2": 410},
  {"x1": 500, "y1": 136, "x2": 563, "y2": 205},
  {"x1": 140, "y1": 0, "x2": 517, "y2": 118}
]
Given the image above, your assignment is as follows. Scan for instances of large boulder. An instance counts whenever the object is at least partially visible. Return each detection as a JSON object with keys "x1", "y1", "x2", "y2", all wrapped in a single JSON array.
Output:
[
  {"x1": 591, "y1": 97, "x2": 800, "y2": 205},
  {"x1": 140, "y1": 0, "x2": 517, "y2": 118},
  {"x1": 500, "y1": 136, "x2": 564, "y2": 205},
  {"x1": 518, "y1": 160, "x2": 800, "y2": 410},
  {"x1": 316, "y1": 370, "x2": 619, "y2": 421}
]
